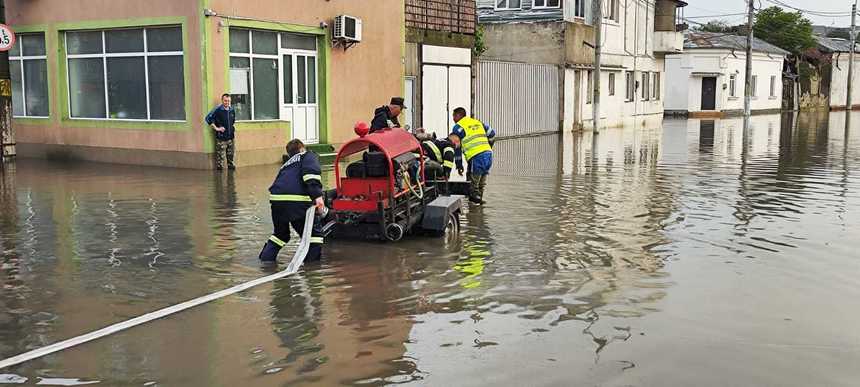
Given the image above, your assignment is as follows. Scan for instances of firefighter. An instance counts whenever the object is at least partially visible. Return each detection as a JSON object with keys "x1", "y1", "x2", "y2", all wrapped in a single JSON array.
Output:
[
  {"x1": 419, "y1": 134, "x2": 457, "y2": 179},
  {"x1": 450, "y1": 107, "x2": 495, "y2": 205},
  {"x1": 258, "y1": 139, "x2": 326, "y2": 264}
]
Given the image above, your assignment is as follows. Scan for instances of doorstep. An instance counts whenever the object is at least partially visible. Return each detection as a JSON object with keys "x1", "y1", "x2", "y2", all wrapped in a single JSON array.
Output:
[{"x1": 283, "y1": 143, "x2": 337, "y2": 165}]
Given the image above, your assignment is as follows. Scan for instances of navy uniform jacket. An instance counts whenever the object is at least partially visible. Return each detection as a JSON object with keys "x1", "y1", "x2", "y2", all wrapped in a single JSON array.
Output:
[
  {"x1": 269, "y1": 151, "x2": 323, "y2": 204},
  {"x1": 205, "y1": 105, "x2": 236, "y2": 141},
  {"x1": 370, "y1": 105, "x2": 401, "y2": 132},
  {"x1": 421, "y1": 139, "x2": 457, "y2": 176}
]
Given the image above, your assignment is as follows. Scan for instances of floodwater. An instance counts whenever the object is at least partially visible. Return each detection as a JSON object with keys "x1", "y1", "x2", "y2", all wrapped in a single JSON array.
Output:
[{"x1": 1, "y1": 112, "x2": 859, "y2": 386}]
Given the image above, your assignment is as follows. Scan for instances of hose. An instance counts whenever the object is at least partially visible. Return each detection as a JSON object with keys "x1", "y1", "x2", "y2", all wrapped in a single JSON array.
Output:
[
  {"x1": 402, "y1": 170, "x2": 424, "y2": 200},
  {"x1": 0, "y1": 207, "x2": 318, "y2": 370}
]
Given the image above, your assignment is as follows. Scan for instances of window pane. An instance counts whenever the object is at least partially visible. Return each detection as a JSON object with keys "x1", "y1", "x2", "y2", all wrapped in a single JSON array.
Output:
[
  {"x1": 10, "y1": 60, "x2": 23, "y2": 116},
  {"x1": 283, "y1": 55, "x2": 293, "y2": 104},
  {"x1": 67, "y1": 31, "x2": 103, "y2": 55},
  {"x1": 297, "y1": 56, "x2": 306, "y2": 104},
  {"x1": 252, "y1": 58, "x2": 278, "y2": 119},
  {"x1": 281, "y1": 33, "x2": 316, "y2": 50},
  {"x1": 252, "y1": 30, "x2": 277, "y2": 55},
  {"x1": 511, "y1": 0, "x2": 521, "y2": 7},
  {"x1": 307, "y1": 57, "x2": 316, "y2": 104},
  {"x1": 229, "y1": 57, "x2": 251, "y2": 120},
  {"x1": 229, "y1": 29, "x2": 249, "y2": 53},
  {"x1": 534, "y1": 0, "x2": 544, "y2": 7},
  {"x1": 24, "y1": 59, "x2": 49, "y2": 117},
  {"x1": 496, "y1": 0, "x2": 506, "y2": 8},
  {"x1": 105, "y1": 29, "x2": 144, "y2": 53},
  {"x1": 21, "y1": 33, "x2": 46, "y2": 56},
  {"x1": 106, "y1": 57, "x2": 147, "y2": 119},
  {"x1": 147, "y1": 27, "x2": 182, "y2": 52},
  {"x1": 9, "y1": 37, "x2": 19, "y2": 57},
  {"x1": 148, "y1": 56, "x2": 184, "y2": 120},
  {"x1": 69, "y1": 58, "x2": 106, "y2": 118}
]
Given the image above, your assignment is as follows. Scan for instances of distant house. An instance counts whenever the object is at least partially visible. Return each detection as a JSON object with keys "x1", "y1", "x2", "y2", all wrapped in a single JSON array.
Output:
[
  {"x1": 477, "y1": 0, "x2": 688, "y2": 133},
  {"x1": 664, "y1": 32, "x2": 788, "y2": 117},
  {"x1": 817, "y1": 37, "x2": 860, "y2": 111}
]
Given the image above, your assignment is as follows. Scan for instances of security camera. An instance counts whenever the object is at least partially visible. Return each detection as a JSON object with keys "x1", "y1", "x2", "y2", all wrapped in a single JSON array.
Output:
[{"x1": 203, "y1": 8, "x2": 217, "y2": 17}]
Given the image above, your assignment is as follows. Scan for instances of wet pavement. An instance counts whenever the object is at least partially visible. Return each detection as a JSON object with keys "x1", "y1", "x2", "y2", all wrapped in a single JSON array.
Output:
[{"x1": 1, "y1": 112, "x2": 859, "y2": 386}]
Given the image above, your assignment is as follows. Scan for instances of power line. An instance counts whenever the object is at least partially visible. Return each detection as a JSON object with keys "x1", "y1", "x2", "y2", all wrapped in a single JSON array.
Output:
[
  {"x1": 685, "y1": 13, "x2": 748, "y2": 19},
  {"x1": 761, "y1": 0, "x2": 853, "y2": 17}
]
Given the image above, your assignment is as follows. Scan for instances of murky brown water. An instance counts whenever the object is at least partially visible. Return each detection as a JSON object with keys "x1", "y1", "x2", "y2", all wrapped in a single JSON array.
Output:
[{"x1": 1, "y1": 112, "x2": 859, "y2": 386}]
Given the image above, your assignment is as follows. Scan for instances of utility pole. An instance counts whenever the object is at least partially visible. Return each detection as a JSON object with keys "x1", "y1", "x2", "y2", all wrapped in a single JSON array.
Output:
[
  {"x1": 592, "y1": 0, "x2": 602, "y2": 134},
  {"x1": 743, "y1": 0, "x2": 754, "y2": 130},
  {"x1": 846, "y1": 1, "x2": 856, "y2": 117},
  {"x1": 0, "y1": 0, "x2": 13, "y2": 163}
]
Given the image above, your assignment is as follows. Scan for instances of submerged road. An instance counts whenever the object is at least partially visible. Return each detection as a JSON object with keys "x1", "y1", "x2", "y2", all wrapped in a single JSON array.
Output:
[{"x1": 0, "y1": 112, "x2": 859, "y2": 386}]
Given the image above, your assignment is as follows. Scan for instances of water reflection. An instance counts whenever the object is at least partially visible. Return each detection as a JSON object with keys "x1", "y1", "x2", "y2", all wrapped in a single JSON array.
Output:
[{"x1": 0, "y1": 112, "x2": 859, "y2": 386}]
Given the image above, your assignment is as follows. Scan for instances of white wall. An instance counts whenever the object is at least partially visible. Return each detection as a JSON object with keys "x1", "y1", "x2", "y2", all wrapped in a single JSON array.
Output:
[
  {"x1": 830, "y1": 55, "x2": 860, "y2": 108},
  {"x1": 664, "y1": 49, "x2": 784, "y2": 113}
]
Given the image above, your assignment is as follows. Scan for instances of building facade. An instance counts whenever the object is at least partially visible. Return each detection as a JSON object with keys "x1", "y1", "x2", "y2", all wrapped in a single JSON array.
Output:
[
  {"x1": 818, "y1": 37, "x2": 860, "y2": 111},
  {"x1": 477, "y1": 0, "x2": 686, "y2": 133},
  {"x1": 664, "y1": 32, "x2": 787, "y2": 117},
  {"x1": 7, "y1": 0, "x2": 404, "y2": 168},
  {"x1": 404, "y1": 0, "x2": 476, "y2": 138}
]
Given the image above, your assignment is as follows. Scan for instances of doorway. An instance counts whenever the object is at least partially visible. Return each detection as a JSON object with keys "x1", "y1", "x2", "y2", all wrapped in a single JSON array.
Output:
[
  {"x1": 279, "y1": 33, "x2": 319, "y2": 144},
  {"x1": 701, "y1": 77, "x2": 717, "y2": 111}
]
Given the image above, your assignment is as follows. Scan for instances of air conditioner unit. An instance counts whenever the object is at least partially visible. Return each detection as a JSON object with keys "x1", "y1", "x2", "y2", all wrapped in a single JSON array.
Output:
[{"x1": 333, "y1": 15, "x2": 362, "y2": 43}]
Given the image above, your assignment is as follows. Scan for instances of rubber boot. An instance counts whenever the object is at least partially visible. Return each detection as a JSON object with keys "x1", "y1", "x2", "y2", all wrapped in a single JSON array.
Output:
[{"x1": 258, "y1": 240, "x2": 282, "y2": 264}]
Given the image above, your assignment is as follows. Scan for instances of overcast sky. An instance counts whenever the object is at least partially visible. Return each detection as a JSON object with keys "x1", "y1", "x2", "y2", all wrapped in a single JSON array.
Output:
[{"x1": 683, "y1": 0, "x2": 856, "y2": 29}]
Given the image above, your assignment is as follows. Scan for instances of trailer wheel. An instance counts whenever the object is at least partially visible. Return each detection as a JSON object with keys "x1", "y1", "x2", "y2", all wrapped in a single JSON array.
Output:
[
  {"x1": 435, "y1": 213, "x2": 459, "y2": 239},
  {"x1": 385, "y1": 223, "x2": 405, "y2": 242}
]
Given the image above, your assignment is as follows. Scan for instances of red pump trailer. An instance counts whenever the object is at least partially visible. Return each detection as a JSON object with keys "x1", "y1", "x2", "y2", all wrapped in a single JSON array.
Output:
[{"x1": 322, "y1": 124, "x2": 465, "y2": 242}]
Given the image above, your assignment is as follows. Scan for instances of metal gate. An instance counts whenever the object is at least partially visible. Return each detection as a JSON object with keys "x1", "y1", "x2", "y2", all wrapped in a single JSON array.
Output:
[{"x1": 475, "y1": 60, "x2": 559, "y2": 138}]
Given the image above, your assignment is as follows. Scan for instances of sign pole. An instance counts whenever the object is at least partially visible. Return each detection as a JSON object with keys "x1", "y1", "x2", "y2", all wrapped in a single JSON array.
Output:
[{"x1": 0, "y1": 0, "x2": 15, "y2": 162}]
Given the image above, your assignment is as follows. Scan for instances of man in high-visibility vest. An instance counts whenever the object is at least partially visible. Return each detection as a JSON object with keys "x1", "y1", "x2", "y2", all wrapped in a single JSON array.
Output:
[
  {"x1": 258, "y1": 139, "x2": 327, "y2": 264},
  {"x1": 450, "y1": 107, "x2": 495, "y2": 205},
  {"x1": 419, "y1": 133, "x2": 457, "y2": 179}
]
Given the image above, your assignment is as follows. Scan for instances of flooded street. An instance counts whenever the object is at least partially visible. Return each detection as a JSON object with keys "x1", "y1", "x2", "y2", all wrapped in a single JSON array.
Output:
[{"x1": 1, "y1": 112, "x2": 860, "y2": 386}]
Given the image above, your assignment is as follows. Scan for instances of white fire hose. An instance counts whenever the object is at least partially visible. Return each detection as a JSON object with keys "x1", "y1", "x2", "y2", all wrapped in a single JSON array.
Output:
[{"x1": 0, "y1": 207, "x2": 317, "y2": 370}]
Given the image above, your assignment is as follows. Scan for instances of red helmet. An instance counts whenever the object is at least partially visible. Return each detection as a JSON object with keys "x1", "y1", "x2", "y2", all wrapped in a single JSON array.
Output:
[{"x1": 354, "y1": 121, "x2": 370, "y2": 137}]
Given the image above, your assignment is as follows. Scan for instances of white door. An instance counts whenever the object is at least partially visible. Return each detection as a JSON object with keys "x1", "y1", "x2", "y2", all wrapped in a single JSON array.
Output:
[
  {"x1": 448, "y1": 66, "x2": 471, "y2": 130},
  {"x1": 422, "y1": 65, "x2": 449, "y2": 138},
  {"x1": 404, "y1": 77, "x2": 415, "y2": 131},
  {"x1": 280, "y1": 51, "x2": 319, "y2": 143}
]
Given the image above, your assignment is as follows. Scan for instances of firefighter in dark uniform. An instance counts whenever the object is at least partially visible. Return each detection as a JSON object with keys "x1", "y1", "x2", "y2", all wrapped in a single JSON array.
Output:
[
  {"x1": 258, "y1": 139, "x2": 326, "y2": 264},
  {"x1": 419, "y1": 134, "x2": 457, "y2": 179}
]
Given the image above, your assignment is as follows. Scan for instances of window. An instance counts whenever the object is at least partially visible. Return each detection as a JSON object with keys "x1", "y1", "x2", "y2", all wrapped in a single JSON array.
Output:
[
  {"x1": 605, "y1": 0, "x2": 620, "y2": 22},
  {"x1": 533, "y1": 0, "x2": 560, "y2": 8},
  {"x1": 574, "y1": 0, "x2": 586, "y2": 18},
  {"x1": 641, "y1": 72, "x2": 650, "y2": 101},
  {"x1": 229, "y1": 29, "x2": 280, "y2": 120},
  {"x1": 729, "y1": 74, "x2": 737, "y2": 97},
  {"x1": 586, "y1": 70, "x2": 593, "y2": 104},
  {"x1": 10, "y1": 33, "x2": 49, "y2": 117},
  {"x1": 608, "y1": 73, "x2": 615, "y2": 96},
  {"x1": 652, "y1": 72, "x2": 659, "y2": 100},
  {"x1": 625, "y1": 71, "x2": 634, "y2": 101},
  {"x1": 65, "y1": 27, "x2": 185, "y2": 121},
  {"x1": 750, "y1": 75, "x2": 757, "y2": 97},
  {"x1": 769, "y1": 75, "x2": 777, "y2": 97},
  {"x1": 495, "y1": 0, "x2": 521, "y2": 10}
]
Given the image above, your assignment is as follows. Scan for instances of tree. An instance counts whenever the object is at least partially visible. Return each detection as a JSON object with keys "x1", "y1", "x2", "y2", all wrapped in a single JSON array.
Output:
[
  {"x1": 825, "y1": 28, "x2": 859, "y2": 42},
  {"x1": 696, "y1": 20, "x2": 732, "y2": 33},
  {"x1": 754, "y1": 6, "x2": 816, "y2": 55}
]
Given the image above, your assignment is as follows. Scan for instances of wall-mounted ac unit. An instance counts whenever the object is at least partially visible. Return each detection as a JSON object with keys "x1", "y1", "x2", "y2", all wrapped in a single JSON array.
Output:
[{"x1": 333, "y1": 15, "x2": 362, "y2": 43}]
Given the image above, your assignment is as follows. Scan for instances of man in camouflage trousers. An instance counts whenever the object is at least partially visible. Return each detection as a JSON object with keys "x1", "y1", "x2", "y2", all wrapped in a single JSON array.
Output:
[{"x1": 206, "y1": 94, "x2": 237, "y2": 170}]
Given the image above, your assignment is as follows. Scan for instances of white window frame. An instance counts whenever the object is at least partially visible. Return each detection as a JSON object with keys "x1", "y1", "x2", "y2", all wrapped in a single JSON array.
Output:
[
  {"x1": 229, "y1": 29, "x2": 281, "y2": 121},
  {"x1": 586, "y1": 70, "x2": 593, "y2": 104},
  {"x1": 750, "y1": 75, "x2": 757, "y2": 97},
  {"x1": 608, "y1": 72, "x2": 615, "y2": 96},
  {"x1": 11, "y1": 33, "x2": 49, "y2": 118},
  {"x1": 604, "y1": 0, "x2": 620, "y2": 22},
  {"x1": 769, "y1": 75, "x2": 777, "y2": 98},
  {"x1": 533, "y1": 0, "x2": 561, "y2": 9},
  {"x1": 574, "y1": 0, "x2": 586, "y2": 18},
  {"x1": 641, "y1": 71, "x2": 650, "y2": 101},
  {"x1": 625, "y1": 71, "x2": 634, "y2": 102},
  {"x1": 65, "y1": 28, "x2": 185, "y2": 122},
  {"x1": 652, "y1": 72, "x2": 658, "y2": 100},
  {"x1": 495, "y1": 0, "x2": 522, "y2": 10},
  {"x1": 729, "y1": 74, "x2": 737, "y2": 97}
]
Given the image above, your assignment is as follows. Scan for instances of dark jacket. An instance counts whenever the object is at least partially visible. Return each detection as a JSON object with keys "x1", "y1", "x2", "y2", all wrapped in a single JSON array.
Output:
[
  {"x1": 205, "y1": 105, "x2": 236, "y2": 141},
  {"x1": 370, "y1": 105, "x2": 401, "y2": 132},
  {"x1": 269, "y1": 151, "x2": 324, "y2": 203},
  {"x1": 421, "y1": 139, "x2": 456, "y2": 176}
]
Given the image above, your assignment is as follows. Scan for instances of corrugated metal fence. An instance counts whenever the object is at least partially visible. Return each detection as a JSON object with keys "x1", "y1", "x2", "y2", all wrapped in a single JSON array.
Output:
[{"x1": 475, "y1": 60, "x2": 560, "y2": 138}]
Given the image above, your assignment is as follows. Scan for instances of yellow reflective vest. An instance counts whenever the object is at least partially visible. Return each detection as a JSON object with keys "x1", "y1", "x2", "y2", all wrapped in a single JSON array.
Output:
[{"x1": 456, "y1": 117, "x2": 492, "y2": 161}]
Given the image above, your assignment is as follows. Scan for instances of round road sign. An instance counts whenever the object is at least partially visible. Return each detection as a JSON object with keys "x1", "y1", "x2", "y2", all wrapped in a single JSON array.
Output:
[{"x1": 0, "y1": 25, "x2": 16, "y2": 52}]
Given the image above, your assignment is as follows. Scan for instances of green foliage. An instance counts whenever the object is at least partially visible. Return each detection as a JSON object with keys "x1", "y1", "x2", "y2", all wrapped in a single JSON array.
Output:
[
  {"x1": 695, "y1": 20, "x2": 739, "y2": 34},
  {"x1": 753, "y1": 6, "x2": 816, "y2": 55},
  {"x1": 473, "y1": 25, "x2": 487, "y2": 57},
  {"x1": 825, "y1": 29, "x2": 859, "y2": 42}
]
